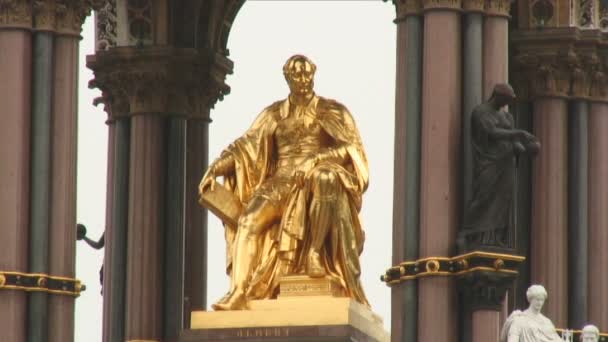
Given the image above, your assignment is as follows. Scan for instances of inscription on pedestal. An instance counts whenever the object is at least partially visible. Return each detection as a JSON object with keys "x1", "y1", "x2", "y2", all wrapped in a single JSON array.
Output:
[
  {"x1": 278, "y1": 275, "x2": 344, "y2": 298},
  {"x1": 235, "y1": 327, "x2": 290, "y2": 338}
]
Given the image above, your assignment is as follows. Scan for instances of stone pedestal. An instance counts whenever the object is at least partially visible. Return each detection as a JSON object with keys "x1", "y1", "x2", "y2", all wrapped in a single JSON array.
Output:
[{"x1": 182, "y1": 276, "x2": 389, "y2": 342}]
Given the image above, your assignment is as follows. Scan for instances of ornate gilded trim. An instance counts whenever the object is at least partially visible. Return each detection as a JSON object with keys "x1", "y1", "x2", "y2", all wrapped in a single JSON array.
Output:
[
  {"x1": 555, "y1": 329, "x2": 608, "y2": 341},
  {"x1": 0, "y1": 271, "x2": 85, "y2": 297},
  {"x1": 381, "y1": 251, "x2": 525, "y2": 285}
]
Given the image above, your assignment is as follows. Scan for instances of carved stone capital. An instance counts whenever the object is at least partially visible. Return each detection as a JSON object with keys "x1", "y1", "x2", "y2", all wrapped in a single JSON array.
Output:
[
  {"x1": 457, "y1": 270, "x2": 517, "y2": 311},
  {"x1": 0, "y1": 0, "x2": 32, "y2": 29},
  {"x1": 570, "y1": 52, "x2": 600, "y2": 99},
  {"x1": 512, "y1": 48, "x2": 576, "y2": 99},
  {"x1": 87, "y1": 46, "x2": 233, "y2": 120},
  {"x1": 485, "y1": 0, "x2": 512, "y2": 17},
  {"x1": 33, "y1": 0, "x2": 100, "y2": 35},
  {"x1": 392, "y1": 0, "x2": 422, "y2": 19},
  {"x1": 462, "y1": 0, "x2": 484, "y2": 13},
  {"x1": 421, "y1": 0, "x2": 462, "y2": 12}
]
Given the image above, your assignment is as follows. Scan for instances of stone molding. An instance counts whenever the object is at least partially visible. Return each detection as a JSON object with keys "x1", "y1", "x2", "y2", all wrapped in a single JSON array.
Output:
[
  {"x1": 511, "y1": 27, "x2": 608, "y2": 102},
  {"x1": 87, "y1": 46, "x2": 233, "y2": 120}
]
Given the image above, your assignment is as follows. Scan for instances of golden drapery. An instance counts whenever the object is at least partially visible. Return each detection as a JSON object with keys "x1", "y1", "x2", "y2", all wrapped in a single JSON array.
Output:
[{"x1": 218, "y1": 95, "x2": 370, "y2": 306}]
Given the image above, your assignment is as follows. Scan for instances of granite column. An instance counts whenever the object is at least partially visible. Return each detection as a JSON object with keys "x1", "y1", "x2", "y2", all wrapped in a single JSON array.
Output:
[
  {"x1": 184, "y1": 116, "x2": 211, "y2": 325},
  {"x1": 567, "y1": 99, "x2": 589, "y2": 328},
  {"x1": 390, "y1": 1, "x2": 423, "y2": 342},
  {"x1": 28, "y1": 23, "x2": 54, "y2": 342},
  {"x1": 531, "y1": 96, "x2": 568, "y2": 327},
  {"x1": 418, "y1": 1, "x2": 461, "y2": 341},
  {"x1": 588, "y1": 100, "x2": 608, "y2": 331},
  {"x1": 0, "y1": 3, "x2": 33, "y2": 342},
  {"x1": 48, "y1": 21, "x2": 83, "y2": 342}
]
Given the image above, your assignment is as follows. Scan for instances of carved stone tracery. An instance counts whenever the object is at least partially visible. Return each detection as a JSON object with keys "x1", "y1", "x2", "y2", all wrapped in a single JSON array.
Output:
[{"x1": 95, "y1": 0, "x2": 117, "y2": 50}]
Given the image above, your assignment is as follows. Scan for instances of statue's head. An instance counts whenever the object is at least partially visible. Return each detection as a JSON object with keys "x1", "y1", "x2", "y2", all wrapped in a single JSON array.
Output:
[
  {"x1": 526, "y1": 284, "x2": 548, "y2": 313},
  {"x1": 581, "y1": 325, "x2": 600, "y2": 342},
  {"x1": 283, "y1": 55, "x2": 316, "y2": 97},
  {"x1": 490, "y1": 83, "x2": 516, "y2": 107}
]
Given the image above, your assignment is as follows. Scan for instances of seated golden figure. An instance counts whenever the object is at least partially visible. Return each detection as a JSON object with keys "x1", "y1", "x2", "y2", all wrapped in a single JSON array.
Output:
[{"x1": 198, "y1": 55, "x2": 370, "y2": 310}]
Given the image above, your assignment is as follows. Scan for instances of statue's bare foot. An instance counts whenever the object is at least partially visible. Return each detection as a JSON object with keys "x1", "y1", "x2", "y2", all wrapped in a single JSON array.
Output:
[
  {"x1": 307, "y1": 251, "x2": 326, "y2": 278},
  {"x1": 212, "y1": 288, "x2": 248, "y2": 310}
]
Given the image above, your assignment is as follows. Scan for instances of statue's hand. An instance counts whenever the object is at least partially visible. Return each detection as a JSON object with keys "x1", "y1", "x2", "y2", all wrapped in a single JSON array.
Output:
[
  {"x1": 513, "y1": 141, "x2": 526, "y2": 155},
  {"x1": 199, "y1": 167, "x2": 217, "y2": 194},
  {"x1": 294, "y1": 156, "x2": 319, "y2": 188},
  {"x1": 518, "y1": 130, "x2": 537, "y2": 143}
]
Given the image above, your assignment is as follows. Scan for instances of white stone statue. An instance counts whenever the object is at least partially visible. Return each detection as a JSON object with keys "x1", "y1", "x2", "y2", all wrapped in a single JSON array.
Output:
[
  {"x1": 500, "y1": 285, "x2": 562, "y2": 342},
  {"x1": 580, "y1": 325, "x2": 600, "y2": 342}
]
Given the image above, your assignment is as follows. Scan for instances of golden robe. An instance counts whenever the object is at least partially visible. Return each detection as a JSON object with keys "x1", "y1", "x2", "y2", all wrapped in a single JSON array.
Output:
[{"x1": 218, "y1": 95, "x2": 369, "y2": 305}]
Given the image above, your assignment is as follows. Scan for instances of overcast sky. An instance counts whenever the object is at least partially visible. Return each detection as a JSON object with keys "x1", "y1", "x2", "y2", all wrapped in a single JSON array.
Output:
[{"x1": 75, "y1": 2, "x2": 397, "y2": 340}]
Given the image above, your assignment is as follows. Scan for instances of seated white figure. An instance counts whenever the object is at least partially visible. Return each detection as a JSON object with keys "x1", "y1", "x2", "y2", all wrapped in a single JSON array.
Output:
[{"x1": 500, "y1": 285, "x2": 562, "y2": 342}]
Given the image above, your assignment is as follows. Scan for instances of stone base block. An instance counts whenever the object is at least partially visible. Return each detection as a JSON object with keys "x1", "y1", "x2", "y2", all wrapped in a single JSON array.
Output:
[{"x1": 181, "y1": 296, "x2": 389, "y2": 342}]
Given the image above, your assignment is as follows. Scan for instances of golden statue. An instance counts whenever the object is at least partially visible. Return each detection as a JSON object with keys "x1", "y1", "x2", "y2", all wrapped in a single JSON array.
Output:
[{"x1": 198, "y1": 55, "x2": 370, "y2": 311}]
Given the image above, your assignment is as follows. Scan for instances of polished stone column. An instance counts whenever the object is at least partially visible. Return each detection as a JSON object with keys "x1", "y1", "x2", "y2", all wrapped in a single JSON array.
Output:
[
  {"x1": 28, "y1": 29, "x2": 54, "y2": 342},
  {"x1": 164, "y1": 117, "x2": 186, "y2": 341},
  {"x1": 472, "y1": 310, "x2": 500, "y2": 342},
  {"x1": 568, "y1": 100, "x2": 589, "y2": 328},
  {"x1": 482, "y1": 0, "x2": 510, "y2": 99},
  {"x1": 418, "y1": 1, "x2": 461, "y2": 341},
  {"x1": 125, "y1": 115, "x2": 166, "y2": 341},
  {"x1": 514, "y1": 100, "x2": 532, "y2": 310},
  {"x1": 101, "y1": 116, "x2": 115, "y2": 342},
  {"x1": 461, "y1": 0, "x2": 483, "y2": 207},
  {"x1": 184, "y1": 117, "x2": 210, "y2": 325},
  {"x1": 48, "y1": 34, "x2": 79, "y2": 342},
  {"x1": 104, "y1": 116, "x2": 130, "y2": 342},
  {"x1": 531, "y1": 97, "x2": 568, "y2": 327},
  {"x1": 0, "y1": 4, "x2": 32, "y2": 341},
  {"x1": 390, "y1": 1, "x2": 423, "y2": 342},
  {"x1": 588, "y1": 101, "x2": 608, "y2": 330}
]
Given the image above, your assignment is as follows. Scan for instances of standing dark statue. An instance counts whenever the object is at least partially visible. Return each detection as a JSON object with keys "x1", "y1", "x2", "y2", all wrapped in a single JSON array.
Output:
[{"x1": 459, "y1": 84, "x2": 540, "y2": 252}]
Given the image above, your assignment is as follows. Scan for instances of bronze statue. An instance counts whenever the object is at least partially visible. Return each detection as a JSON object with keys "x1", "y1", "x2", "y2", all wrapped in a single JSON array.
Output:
[
  {"x1": 459, "y1": 83, "x2": 540, "y2": 252},
  {"x1": 199, "y1": 55, "x2": 369, "y2": 310}
]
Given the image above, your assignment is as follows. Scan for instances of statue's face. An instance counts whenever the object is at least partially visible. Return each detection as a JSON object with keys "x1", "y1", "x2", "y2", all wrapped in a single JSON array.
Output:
[
  {"x1": 529, "y1": 295, "x2": 545, "y2": 311},
  {"x1": 581, "y1": 332, "x2": 598, "y2": 342},
  {"x1": 495, "y1": 94, "x2": 516, "y2": 107},
  {"x1": 286, "y1": 60, "x2": 315, "y2": 96}
]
